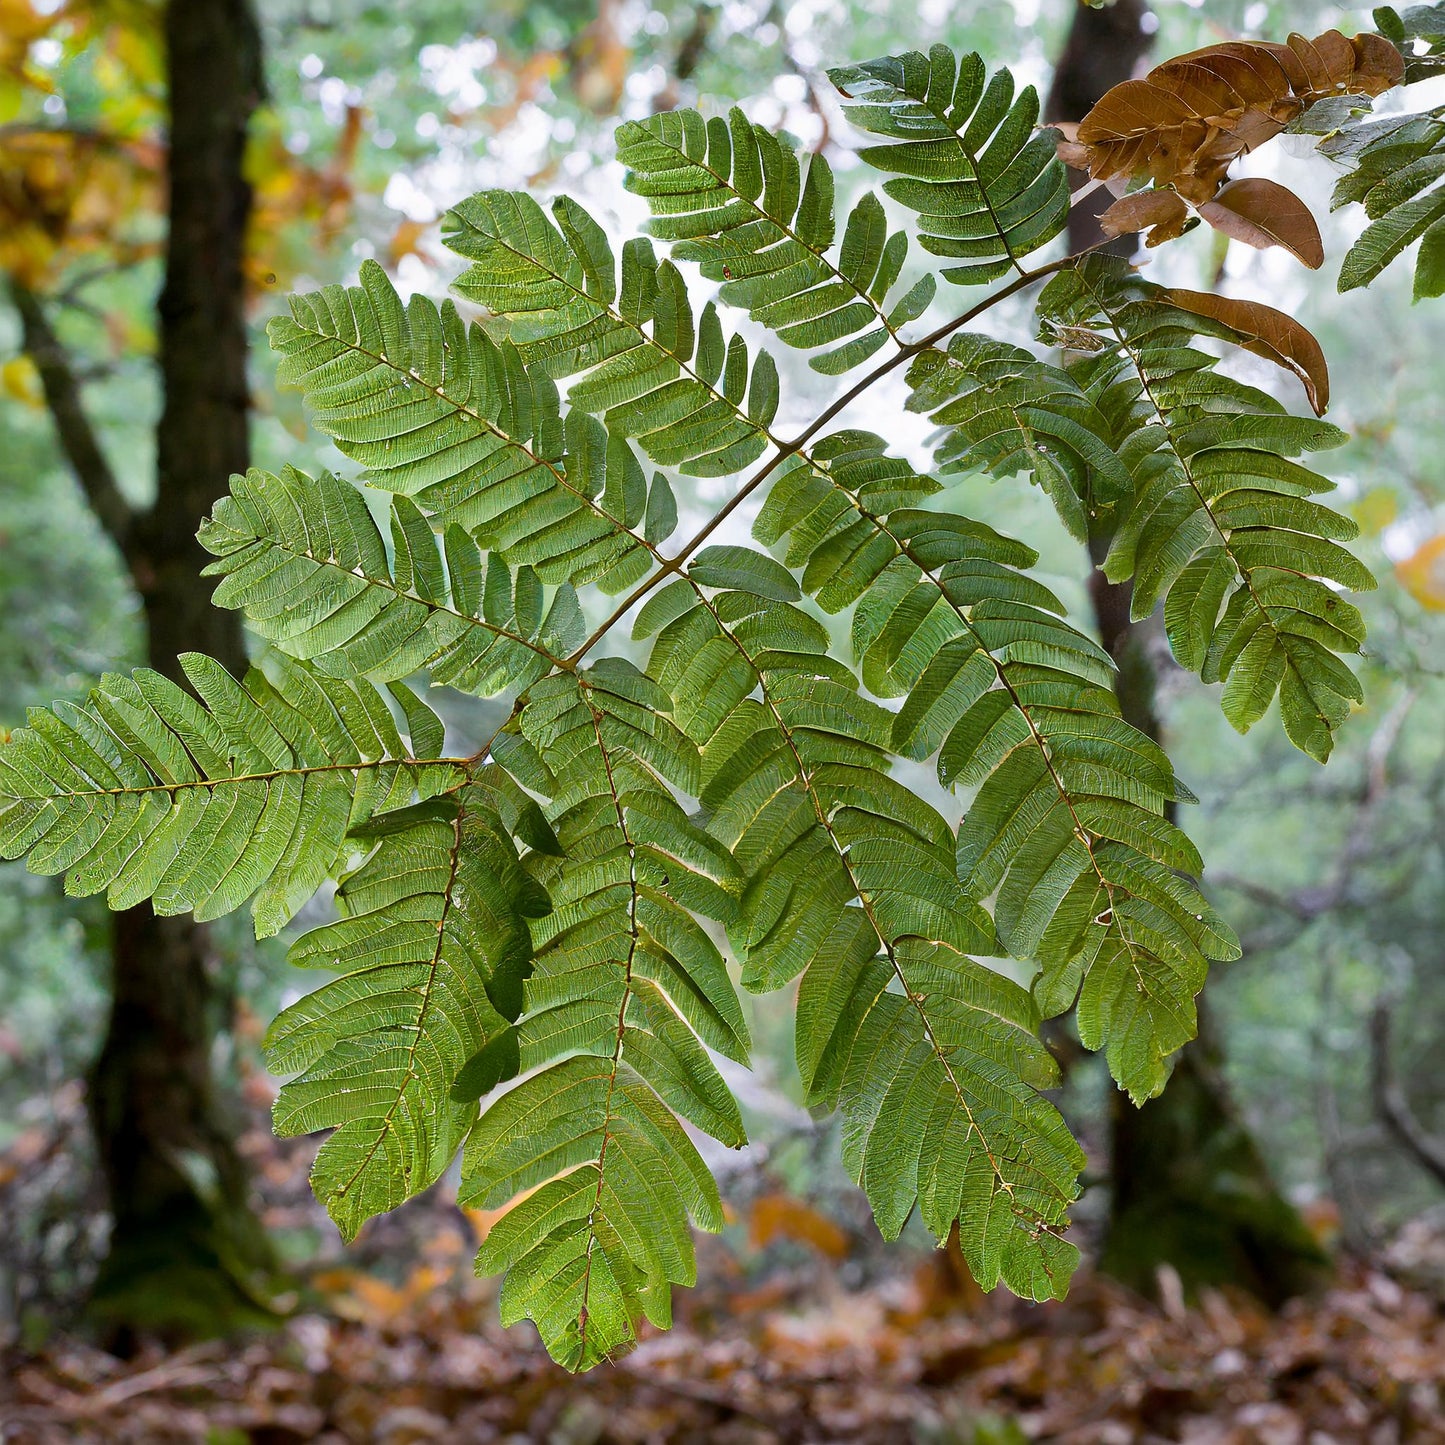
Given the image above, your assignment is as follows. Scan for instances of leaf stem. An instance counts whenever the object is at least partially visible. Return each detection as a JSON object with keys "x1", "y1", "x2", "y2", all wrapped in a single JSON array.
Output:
[{"x1": 565, "y1": 242, "x2": 1112, "y2": 667}]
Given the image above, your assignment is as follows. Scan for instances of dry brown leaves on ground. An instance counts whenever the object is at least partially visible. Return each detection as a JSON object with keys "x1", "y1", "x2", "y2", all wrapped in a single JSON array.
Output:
[
  {"x1": 3, "y1": 1075, "x2": 1443, "y2": 1442},
  {"x1": 3, "y1": 1243, "x2": 1443, "y2": 1444}
]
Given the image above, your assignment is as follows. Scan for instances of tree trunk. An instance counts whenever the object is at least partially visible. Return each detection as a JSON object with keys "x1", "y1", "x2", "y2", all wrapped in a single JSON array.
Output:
[
  {"x1": 1087, "y1": 541, "x2": 1327, "y2": 1305},
  {"x1": 84, "y1": 0, "x2": 277, "y2": 1345},
  {"x1": 1046, "y1": 0, "x2": 1328, "y2": 1306}
]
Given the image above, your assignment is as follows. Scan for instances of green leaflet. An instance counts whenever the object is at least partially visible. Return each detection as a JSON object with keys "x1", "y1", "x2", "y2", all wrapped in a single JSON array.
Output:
[
  {"x1": 466, "y1": 1059, "x2": 721, "y2": 1369},
  {"x1": 445, "y1": 192, "x2": 779, "y2": 476},
  {"x1": 829, "y1": 45, "x2": 1070, "y2": 285},
  {"x1": 1370, "y1": 5, "x2": 1445, "y2": 83},
  {"x1": 270, "y1": 784, "x2": 543, "y2": 1241},
  {"x1": 201, "y1": 467, "x2": 585, "y2": 693},
  {"x1": 755, "y1": 430, "x2": 1238, "y2": 1102},
  {"x1": 635, "y1": 560, "x2": 1080, "y2": 1278},
  {"x1": 1037, "y1": 259, "x2": 1373, "y2": 762},
  {"x1": 1322, "y1": 108, "x2": 1445, "y2": 295},
  {"x1": 0, "y1": 653, "x2": 460, "y2": 939},
  {"x1": 618, "y1": 107, "x2": 932, "y2": 372},
  {"x1": 645, "y1": 574, "x2": 1076, "y2": 1288},
  {"x1": 666, "y1": 590, "x2": 996, "y2": 981},
  {"x1": 908, "y1": 334, "x2": 1135, "y2": 541},
  {"x1": 461, "y1": 662, "x2": 746, "y2": 1369},
  {"x1": 268, "y1": 260, "x2": 672, "y2": 593},
  {"x1": 799, "y1": 937, "x2": 1083, "y2": 1297}
]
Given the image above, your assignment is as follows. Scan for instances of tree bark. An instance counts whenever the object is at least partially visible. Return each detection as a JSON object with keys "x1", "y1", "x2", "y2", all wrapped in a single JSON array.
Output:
[
  {"x1": 1046, "y1": 0, "x2": 1328, "y2": 1306},
  {"x1": 42, "y1": 0, "x2": 275, "y2": 1345},
  {"x1": 138, "y1": 0, "x2": 262, "y2": 684}
]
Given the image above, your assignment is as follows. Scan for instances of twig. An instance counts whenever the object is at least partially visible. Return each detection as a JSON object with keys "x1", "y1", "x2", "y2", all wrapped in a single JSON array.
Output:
[
  {"x1": 567, "y1": 241, "x2": 1113, "y2": 666},
  {"x1": 1370, "y1": 1001, "x2": 1445, "y2": 1188},
  {"x1": 9, "y1": 278, "x2": 135, "y2": 554}
]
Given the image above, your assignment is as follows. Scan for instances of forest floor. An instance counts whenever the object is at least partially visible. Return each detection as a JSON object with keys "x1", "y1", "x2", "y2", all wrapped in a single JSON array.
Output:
[
  {"x1": 2, "y1": 1083, "x2": 1444, "y2": 1443},
  {"x1": 4, "y1": 1248, "x2": 1444, "y2": 1444}
]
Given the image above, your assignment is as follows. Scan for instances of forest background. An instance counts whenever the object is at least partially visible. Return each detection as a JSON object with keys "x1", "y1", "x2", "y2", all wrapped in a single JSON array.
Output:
[{"x1": 1, "y1": 0, "x2": 1444, "y2": 1439}]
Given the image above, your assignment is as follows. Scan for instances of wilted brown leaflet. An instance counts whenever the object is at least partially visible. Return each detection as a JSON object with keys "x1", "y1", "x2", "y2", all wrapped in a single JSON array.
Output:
[
  {"x1": 1048, "y1": 28, "x2": 1409, "y2": 417},
  {"x1": 1058, "y1": 29, "x2": 1403, "y2": 263}
]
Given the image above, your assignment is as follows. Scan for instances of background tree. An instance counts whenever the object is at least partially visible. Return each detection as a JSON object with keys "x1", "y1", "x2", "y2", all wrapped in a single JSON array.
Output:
[
  {"x1": 1045, "y1": 0, "x2": 1327, "y2": 1304},
  {"x1": 6, "y1": 0, "x2": 274, "y2": 1339}
]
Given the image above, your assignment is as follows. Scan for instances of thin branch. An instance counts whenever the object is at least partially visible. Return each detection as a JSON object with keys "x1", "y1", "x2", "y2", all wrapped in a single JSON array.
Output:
[
  {"x1": 1370, "y1": 1001, "x2": 1445, "y2": 1188},
  {"x1": 53, "y1": 262, "x2": 128, "y2": 306},
  {"x1": 567, "y1": 241, "x2": 1112, "y2": 666},
  {"x1": 9, "y1": 278, "x2": 135, "y2": 554}
]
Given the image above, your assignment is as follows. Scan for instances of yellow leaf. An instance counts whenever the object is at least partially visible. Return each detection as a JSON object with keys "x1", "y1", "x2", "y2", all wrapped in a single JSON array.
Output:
[
  {"x1": 1349, "y1": 487, "x2": 1398, "y2": 537},
  {"x1": 1, "y1": 354, "x2": 43, "y2": 407},
  {"x1": 0, "y1": 0, "x2": 52, "y2": 74},
  {"x1": 748, "y1": 1191, "x2": 850, "y2": 1260},
  {"x1": 0, "y1": 75, "x2": 23, "y2": 124}
]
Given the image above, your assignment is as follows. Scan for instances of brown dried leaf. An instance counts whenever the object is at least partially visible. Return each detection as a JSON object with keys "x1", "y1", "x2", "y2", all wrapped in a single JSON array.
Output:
[
  {"x1": 1099, "y1": 188, "x2": 1191, "y2": 247},
  {"x1": 1197, "y1": 178, "x2": 1325, "y2": 268},
  {"x1": 1349, "y1": 31, "x2": 1409, "y2": 90},
  {"x1": 386, "y1": 218, "x2": 433, "y2": 268},
  {"x1": 1166, "y1": 287, "x2": 1331, "y2": 414},
  {"x1": 1073, "y1": 30, "x2": 1404, "y2": 205}
]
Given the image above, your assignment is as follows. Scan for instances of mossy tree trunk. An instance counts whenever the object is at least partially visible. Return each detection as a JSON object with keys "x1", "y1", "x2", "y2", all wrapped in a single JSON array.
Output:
[
  {"x1": 1086, "y1": 534, "x2": 1328, "y2": 1305},
  {"x1": 1046, "y1": 0, "x2": 1328, "y2": 1305}
]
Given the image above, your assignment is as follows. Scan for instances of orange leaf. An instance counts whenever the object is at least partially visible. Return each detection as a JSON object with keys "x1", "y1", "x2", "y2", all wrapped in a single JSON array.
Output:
[
  {"x1": 1099, "y1": 188, "x2": 1191, "y2": 248},
  {"x1": 1349, "y1": 30, "x2": 1411, "y2": 90},
  {"x1": 1197, "y1": 177, "x2": 1324, "y2": 269},
  {"x1": 463, "y1": 1181, "x2": 542, "y2": 1244},
  {"x1": 1349, "y1": 486, "x2": 1398, "y2": 537},
  {"x1": 748, "y1": 1192, "x2": 850, "y2": 1260},
  {"x1": 569, "y1": 0, "x2": 631, "y2": 113},
  {"x1": 1166, "y1": 287, "x2": 1330, "y2": 415},
  {"x1": 1397, "y1": 534, "x2": 1445, "y2": 611},
  {"x1": 386, "y1": 218, "x2": 432, "y2": 268}
]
